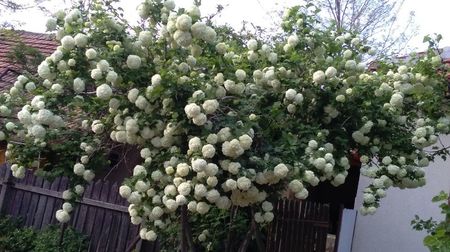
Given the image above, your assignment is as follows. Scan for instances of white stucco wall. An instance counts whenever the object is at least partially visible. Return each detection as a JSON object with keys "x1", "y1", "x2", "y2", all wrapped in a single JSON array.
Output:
[{"x1": 351, "y1": 135, "x2": 450, "y2": 252}]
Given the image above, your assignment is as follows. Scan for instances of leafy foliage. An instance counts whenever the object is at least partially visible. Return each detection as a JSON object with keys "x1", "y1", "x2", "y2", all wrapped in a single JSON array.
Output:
[
  {"x1": 412, "y1": 191, "x2": 450, "y2": 252},
  {"x1": 0, "y1": 215, "x2": 88, "y2": 252}
]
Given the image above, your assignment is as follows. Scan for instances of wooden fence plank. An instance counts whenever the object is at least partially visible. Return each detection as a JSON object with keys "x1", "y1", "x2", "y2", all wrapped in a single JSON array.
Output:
[
  {"x1": 100, "y1": 182, "x2": 119, "y2": 252},
  {"x1": 33, "y1": 179, "x2": 52, "y2": 229},
  {"x1": 90, "y1": 180, "x2": 110, "y2": 251},
  {"x1": 0, "y1": 164, "x2": 12, "y2": 213},
  {"x1": 25, "y1": 176, "x2": 44, "y2": 226},
  {"x1": 117, "y1": 213, "x2": 131, "y2": 252},
  {"x1": 40, "y1": 177, "x2": 62, "y2": 226},
  {"x1": 75, "y1": 182, "x2": 94, "y2": 232},
  {"x1": 0, "y1": 167, "x2": 139, "y2": 252},
  {"x1": 50, "y1": 177, "x2": 68, "y2": 225},
  {"x1": 266, "y1": 199, "x2": 330, "y2": 252}
]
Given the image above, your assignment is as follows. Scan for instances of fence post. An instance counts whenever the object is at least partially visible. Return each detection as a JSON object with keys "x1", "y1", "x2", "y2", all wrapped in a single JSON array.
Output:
[{"x1": 0, "y1": 165, "x2": 13, "y2": 214}]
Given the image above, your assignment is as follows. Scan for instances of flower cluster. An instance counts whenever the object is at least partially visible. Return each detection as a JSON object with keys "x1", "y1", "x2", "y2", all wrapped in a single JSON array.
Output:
[{"x1": 0, "y1": 0, "x2": 448, "y2": 248}]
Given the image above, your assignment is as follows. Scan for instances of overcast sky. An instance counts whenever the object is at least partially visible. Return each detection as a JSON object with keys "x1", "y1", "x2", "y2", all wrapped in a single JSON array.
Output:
[{"x1": 3, "y1": 0, "x2": 450, "y2": 52}]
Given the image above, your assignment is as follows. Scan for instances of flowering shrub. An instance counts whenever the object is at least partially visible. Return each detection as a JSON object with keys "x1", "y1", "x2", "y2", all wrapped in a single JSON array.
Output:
[{"x1": 0, "y1": 0, "x2": 449, "y2": 248}]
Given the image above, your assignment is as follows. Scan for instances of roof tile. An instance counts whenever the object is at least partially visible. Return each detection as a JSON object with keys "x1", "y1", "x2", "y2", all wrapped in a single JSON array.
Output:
[{"x1": 0, "y1": 30, "x2": 57, "y2": 91}]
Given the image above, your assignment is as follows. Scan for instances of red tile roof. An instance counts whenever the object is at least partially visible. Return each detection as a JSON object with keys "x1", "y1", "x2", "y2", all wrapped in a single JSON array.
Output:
[{"x1": 0, "y1": 30, "x2": 57, "y2": 91}]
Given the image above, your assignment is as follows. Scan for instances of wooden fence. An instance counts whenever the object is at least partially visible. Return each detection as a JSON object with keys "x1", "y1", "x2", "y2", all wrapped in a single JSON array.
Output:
[
  {"x1": 266, "y1": 199, "x2": 330, "y2": 252},
  {"x1": 0, "y1": 162, "x2": 333, "y2": 252},
  {"x1": 0, "y1": 163, "x2": 142, "y2": 252}
]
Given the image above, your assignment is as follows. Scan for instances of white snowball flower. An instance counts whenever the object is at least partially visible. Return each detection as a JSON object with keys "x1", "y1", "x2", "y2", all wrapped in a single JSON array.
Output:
[
  {"x1": 325, "y1": 67, "x2": 337, "y2": 78},
  {"x1": 196, "y1": 201, "x2": 210, "y2": 214},
  {"x1": 247, "y1": 39, "x2": 258, "y2": 50},
  {"x1": 176, "y1": 163, "x2": 190, "y2": 177},
  {"x1": 62, "y1": 190, "x2": 73, "y2": 200},
  {"x1": 173, "y1": 30, "x2": 192, "y2": 47},
  {"x1": 333, "y1": 174, "x2": 346, "y2": 185},
  {"x1": 74, "y1": 33, "x2": 88, "y2": 47},
  {"x1": 165, "y1": 199, "x2": 179, "y2": 211},
  {"x1": 63, "y1": 202, "x2": 73, "y2": 212},
  {"x1": 343, "y1": 49, "x2": 352, "y2": 59},
  {"x1": 61, "y1": 35, "x2": 75, "y2": 50},
  {"x1": 119, "y1": 185, "x2": 132, "y2": 198},
  {"x1": 201, "y1": 144, "x2": 216, "y2": 158},
  {"x1": 46, "y1": 18, "x2": 57, "y2": 31},
  {"x1": 177, "y1": 182, "x2": 192, "y2": 196},
  {"x1": 56, "y1": 210, "x2": 70, "y2": 223},
  {"x1": 96, "y1": 84, "x2": 113, "y2": 100},
  {"x1": 97, "y1": 60, "x2": 110, "y2": 72},
  {"x1": 184, "y1": 103, "x2": 201, "y2": 118},
  {"x1": 288, "y1": 179, "x2": 304, "y2": 193},
  {"x1": 164, "y1": 0, "x2": 175, "y2": 10},
  {"x1": 151, "y1": 74, "x2": 162, "y2": 86},
  {"x1": 295, "y1": 188, "x2": 309, "y2": 199},
  {"x1": 225, "y1": 179, "x2": 237, "y2": 190},
  {"x1": 176, "y1": 14, "x2": 192, "y2": 31},
  {"x1": 202, "y1": 100, "x2": 219, "y2": 114},
  {"x1": 37, "y1": 61, "x2": 52, "y2": 79},
  {"x1": 235, "y1": 69, "x2": 246, "y2": 81},
  {"x1": 312, "y1": 70, "x2": 325, "y2": 84},
  {"x1": 106, "y1": 71, "x2": 118, "y2": 83},
  {"x1": 187, "y1": 5, "x2": 201, "y2": 18},
  {"x1": 85, "y1": 48, "x2": 97, "y2": 59},
  {"x1": 192, "y1": 113, "x2": 207, "y2": 126},
  {"x1": 83, "y1": 169, "x2": 95, "y2": 182},
  {"x1": 51, "y1": 83, "x2": 63, "y2": 94},
  {"x1": 239, "y1": 134, "x2": 253, "y2": 150},
  {"x1": 25, "y1": 82, "x2": 36, "y2": 92},
  {"x1": 91, "y1": 120, "x2": 104, "y2": 134},
  {"x1": 135, "y1": 96, "x2": 149, "y2": 110},
  {"x1": 237, "y1": 177, "x2": 251, "y2": 191},
  {"x1": 390, "y1": 93, "x2": 403, "y2": 107},
  {"x1": 345, "y1": 60, "x2": 357, "y2": 70},
  {"x1": 215, "y1": 42, "x2": 228, "y2": 54},
  {"x1": 285, "y1": 89, "x2": 297, "y2": 100},
  {"x1": 31, "y1": 124, "x2": 46, "y2": 139},
  {"x1": 145, "y1": 230, "x2": 157, "y2": 241},
  {"x1": 274, "y1": 163, "x2": 289, "y2": 178},
  {"x1": 262, "y1": 201, "x2": 273, "y2": 212},
  {"x1": 263, "y1": 212, "x2": 274, "y2": 222},
  {"x1": 73, "y1": 78, "x2": 85, "y2": 93},
  {"x1": 192, "y1": 158, "x2": 207, "y2": 172},
  {"x1": 91, "y1": 68, "x2": 102, "y2": 80},
  {"x1": 222, "y1": 139, "x2": 245, "y2": 158},
  {"x1": 268, "y1": 52, "x2": 278, "y2": 64},
  {"x1": 73, "y1": 163, "x2": 85, "y2": 176},
  {"x1": 74, "y1": 185, "x2": 85, "y2": 195},
  {"x1": 216, "y1": 196, "x2": 231, "y2": 210},
  {"x1": 254, "y1": 212, "x2": 264, "y2": 223},
  {"x1": 287, "y1": 35, "x2": 299, "y2": 46},
  {"x1": 138, "y1": 30, "x2": 152, "y2": 45},
  {"x1": 126, "y1": 55, "x2": 142, "y2": 69},
  {"x1": 191, "y1": 22, "x2": 207, "y2": 39},
  {"x1": 135, "y1": 180, "x2": 150, "y2": 192},
  {"x1": 68, "y1": 58, "x2": 76, "y2": 66},
  {"x1": 133, "y1": 165, "x2": 147, "y2": 176},
  {"x1": 188, "y1": 137, "x2": 202, "y2": 152},
  {"x1": 363, "y1": 193, "x2": 375, "y2": 204},
  {"x1": 206, "y1": 176, "x2": 218, "y2": 187},
  {"x1": 205, "y1": 189, "x2": 220, "y2": 203}
]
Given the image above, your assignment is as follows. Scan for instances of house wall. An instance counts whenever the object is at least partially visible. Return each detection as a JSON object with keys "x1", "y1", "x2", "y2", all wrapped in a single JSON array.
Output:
[{"x1": 351, "y1": 135, "x2": 450, "y2": 252}]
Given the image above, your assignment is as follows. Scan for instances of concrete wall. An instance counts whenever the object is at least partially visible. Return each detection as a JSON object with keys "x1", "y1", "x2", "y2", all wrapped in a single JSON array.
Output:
[{"x1": 351, "y1": 135, "x2": 450, "y2": 252}]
